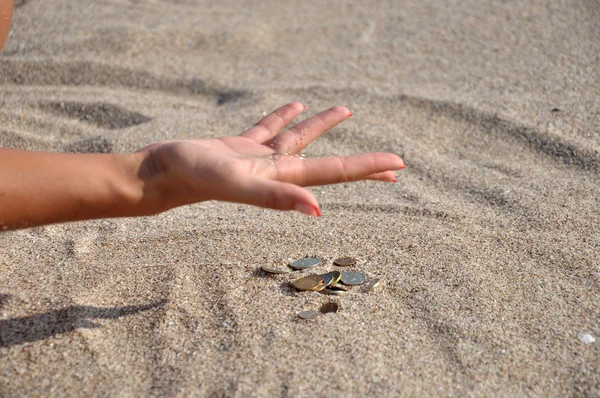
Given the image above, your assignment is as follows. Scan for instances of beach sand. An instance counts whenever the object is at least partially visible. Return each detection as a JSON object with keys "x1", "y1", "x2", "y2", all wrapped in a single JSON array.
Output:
[{"x1": 1, "y1": 0, "x2": 598, "y2": 396}]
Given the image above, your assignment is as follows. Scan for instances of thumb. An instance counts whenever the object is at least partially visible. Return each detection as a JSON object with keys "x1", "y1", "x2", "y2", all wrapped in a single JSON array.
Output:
[{"x1": 239, "y1": 177, "x2": 321, "y2": 217}]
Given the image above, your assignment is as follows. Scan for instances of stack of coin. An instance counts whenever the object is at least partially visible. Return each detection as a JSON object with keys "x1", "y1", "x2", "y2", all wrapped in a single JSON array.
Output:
[{"x1": 291, "y1": 270, "x2": 368, "y2": 291}]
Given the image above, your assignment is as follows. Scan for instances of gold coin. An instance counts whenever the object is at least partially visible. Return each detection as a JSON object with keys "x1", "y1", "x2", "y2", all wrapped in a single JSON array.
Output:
[
  {"x1": 298, "y1": 310, "x2": 323, "y2": 320},
  {"x1": 311, "y1": 280, "x2": 327, "y2": 291},
  {"x1": 320, "y1": 271, "x2": 341, "y2": 287},
  {"x1": 340, "y1": 271, "x2": 367, "y2": 286},
  {"x1": 320, "y1": 288, "x2": 345, "y2": 296},
  {"x1": 366, "y1": 278, "x2": 381, "y2": 293},
  {"x1": 319, "y1": 302, "x2": 339, "y2": 314},
  {"x1": 261, "y1": 265, "x2": 290, "y2": 274},
  {"x1": 329, "y1": 271, "x2": 342, "y2": 285},
  {"x1": 291, "y1": 275, "x2": 324, "y2": 291},
  {"x1": 334, "y1": 257, "x2": 356, "y2": 267}
]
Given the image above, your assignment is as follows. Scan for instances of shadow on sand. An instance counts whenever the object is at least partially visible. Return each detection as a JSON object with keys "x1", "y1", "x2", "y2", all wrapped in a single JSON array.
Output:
[{"x1": 0, "y1": 295, "x2": 166, "y2": 348}]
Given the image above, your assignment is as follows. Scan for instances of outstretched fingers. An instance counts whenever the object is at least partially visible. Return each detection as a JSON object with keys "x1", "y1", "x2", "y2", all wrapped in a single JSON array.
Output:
[
  {"x1": 240, "y1": 102, "x2": 306, "y2": 143},
  {"x1": 279, "y1": 152, "x2": 405, "y2": 186}
]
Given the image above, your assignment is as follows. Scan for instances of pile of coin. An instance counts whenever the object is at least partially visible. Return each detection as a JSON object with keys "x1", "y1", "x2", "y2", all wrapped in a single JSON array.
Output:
[{"x1": 261, "y1": 256, "x2": 381, "y2": 319}]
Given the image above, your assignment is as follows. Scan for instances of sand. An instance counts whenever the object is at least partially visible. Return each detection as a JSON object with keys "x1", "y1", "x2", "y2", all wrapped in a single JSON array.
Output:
[{"x1": 1, "y1": 0, "x2": 599, "y2": 396}]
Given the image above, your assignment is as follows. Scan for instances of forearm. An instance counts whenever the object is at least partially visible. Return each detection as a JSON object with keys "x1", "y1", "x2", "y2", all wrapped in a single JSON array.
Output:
[{"x1": 0, "y1": 149, "x2": 164, "y2": 230}]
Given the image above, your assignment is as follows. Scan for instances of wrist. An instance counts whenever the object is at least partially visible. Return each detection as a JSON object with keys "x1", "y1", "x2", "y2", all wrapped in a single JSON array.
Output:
[{"x1": 112, "y1": 151, "x2": 172, "y2": 217}]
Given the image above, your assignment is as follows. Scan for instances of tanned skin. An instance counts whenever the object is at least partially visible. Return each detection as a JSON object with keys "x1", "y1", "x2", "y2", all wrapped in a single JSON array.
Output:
[
  {"x1": 0, "y1": 0, "x2": 12, "y2": 50},
  {"x1": 0, "y1": 2, "x2": 405, "y2": 231}
]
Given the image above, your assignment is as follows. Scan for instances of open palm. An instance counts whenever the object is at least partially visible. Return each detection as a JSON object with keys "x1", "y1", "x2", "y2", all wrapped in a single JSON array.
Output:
[{"x1": 144, "y1": 103, "x2": 405, "y2": 216}]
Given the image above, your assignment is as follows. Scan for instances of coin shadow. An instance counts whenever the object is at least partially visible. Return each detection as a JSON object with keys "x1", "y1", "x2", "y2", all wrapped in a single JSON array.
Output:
[
  {"x1": 252, "y1": 268, "x2": 272, "y2": 278},
  {"x1": 0, "y1": 297, "x2": 166, "y2": 348},
  {"x1": 252, "y1": 267, "x2": 296, "y2": 279},
  {"x1": 277, "y1": 281, "x2": 299, "y2": 297}
]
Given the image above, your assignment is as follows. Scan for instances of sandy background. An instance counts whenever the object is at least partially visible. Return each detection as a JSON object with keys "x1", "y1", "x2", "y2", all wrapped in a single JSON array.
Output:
[{"x1": 1, "y1": 0, "x2": 599, "y2": 396}]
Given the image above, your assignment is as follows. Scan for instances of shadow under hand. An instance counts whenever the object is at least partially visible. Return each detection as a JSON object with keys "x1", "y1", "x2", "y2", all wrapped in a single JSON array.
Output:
[{"x1": 0, "y1": 298, "x2": 166, "y2": 348}]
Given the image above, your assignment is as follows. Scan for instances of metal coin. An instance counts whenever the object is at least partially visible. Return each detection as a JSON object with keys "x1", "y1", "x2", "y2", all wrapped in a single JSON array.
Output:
[
  {"x1": 328, "y1": 283, "x2": 349, "y2": 291},
  {"x1": 319, "y1": 302, "x2": 339, "y2": 314},
  {"x1": 340, "y1": 271, "x2": 367, "y2": 286},
  {"x1": 298, "y1": 310, "x2": 323, "y2": 320},
  {"x1": 291, "y1": 275, "x2": 324, "y2": 291},
  {"x1": 320, "y1": 288, "x2": 345, "y2": 296},
  {"x1": 261, "y1": 265, "x2": 290, "y2": 274},
  {"x1": 290, "y1": 257, "x2": 321, "y2": 270},
  {"x1": 366, "y1": 278, "x2": 381, "y2": 293},
  {"x1": 320, "y1": 272, "x2": 334, "y2": 287},
  {"x1": 334, "y1": 257, "x2": 356, "y2": 267},
  {"x1": 320, "y1": 271, "x2": 341, "y2": 287},
  {"x1": 329, "y1": 271, "x2": 342, "y2": 285},
  {"x1": 311, "y1": 280, "x2": 327, "y2": 292}
]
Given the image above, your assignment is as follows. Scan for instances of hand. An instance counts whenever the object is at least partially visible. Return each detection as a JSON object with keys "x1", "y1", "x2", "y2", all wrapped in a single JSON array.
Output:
[{"x1": 140, "y1": 103, "x2": 405, "y2": 216}]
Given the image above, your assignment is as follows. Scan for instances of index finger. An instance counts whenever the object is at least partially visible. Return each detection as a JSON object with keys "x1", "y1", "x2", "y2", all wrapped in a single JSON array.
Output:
[{"x1": 240, "y1": 102, "x2": 306, "y2": 143}]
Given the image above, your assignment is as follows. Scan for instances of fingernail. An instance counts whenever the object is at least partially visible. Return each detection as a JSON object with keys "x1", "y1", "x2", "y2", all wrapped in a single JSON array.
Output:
[
  {"x1": 400, "y1": 165, "x2": 407, "y2": 170},
  {"x1": 347, "y1": 112, "x2": 353, "y2": 117},
  {"x1": 302, "y1": 104, "x2": 306, "y2": 110},
  {"x1": 295, "y1": 202, "x2": 321, "y2": 217},
  {"x1": 392, "y1": 178, "x2": 397, "y2": 183}
]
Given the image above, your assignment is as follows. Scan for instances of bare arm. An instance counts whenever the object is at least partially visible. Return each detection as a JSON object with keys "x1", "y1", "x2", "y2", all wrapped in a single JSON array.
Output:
[
  {"x1": 0, "y1": 150, "x2": 159, "y2": 230},
  {"x1": 0, "y1": 104, "x2": 405, "y2": 231},
  {"x1": 0, "y1": 0, "x2": 13, "y2": 52}
]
